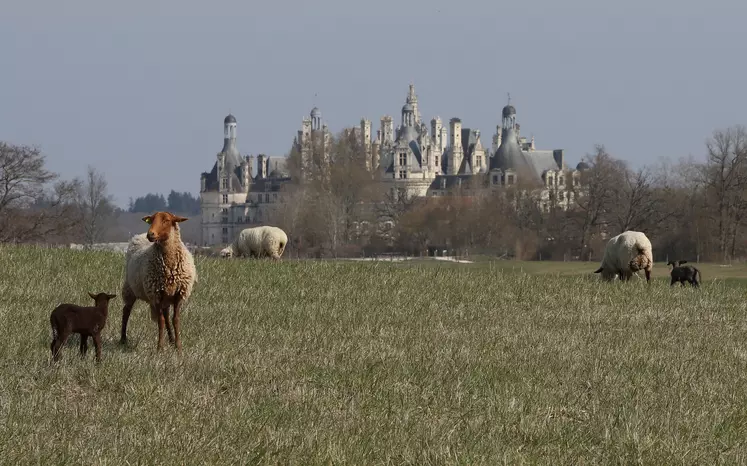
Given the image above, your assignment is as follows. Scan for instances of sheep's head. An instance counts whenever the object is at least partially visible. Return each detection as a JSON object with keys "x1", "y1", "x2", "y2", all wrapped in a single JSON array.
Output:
[
  {"x1": 88, "y1": 292, "x2": 117, "y2": 305},
  {"x1": 220, "y1": 246, "x2": 234, "y2": 258},
  {"x1": 143, "y1": 211, "x2": 188, "y2": 243},
  {"x1": 629, "y1": 254, "x2": 651, "y2": 272}
]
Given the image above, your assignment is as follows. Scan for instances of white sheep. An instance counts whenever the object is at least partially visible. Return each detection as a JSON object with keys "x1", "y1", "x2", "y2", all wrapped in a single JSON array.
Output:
[
  {"x1": 120, "y1": 211, "x2": 197, "y2": 351},
  {"x1": 223, "y1": 225, "x2": 288, "y2": 260},
  {"x1": 593, "y1": 230, "x2": 653, "y2": 283}
]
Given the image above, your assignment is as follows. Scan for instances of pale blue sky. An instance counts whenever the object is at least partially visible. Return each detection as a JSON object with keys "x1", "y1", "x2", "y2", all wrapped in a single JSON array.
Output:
[{"x1": 1, "y1": 0, "x2": 744, "y2": 206}]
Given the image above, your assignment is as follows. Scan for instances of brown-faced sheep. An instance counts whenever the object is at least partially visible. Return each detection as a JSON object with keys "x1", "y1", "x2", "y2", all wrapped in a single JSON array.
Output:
[
  {"x1": 50, "y1": 292, "x2": 117, "y2": 363},
  {"x1": 120, "y1": 211, "x2": 197, "y2": 352}
]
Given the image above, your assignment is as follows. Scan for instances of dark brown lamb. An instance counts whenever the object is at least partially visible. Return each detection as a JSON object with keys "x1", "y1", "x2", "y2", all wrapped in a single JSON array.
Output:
[
  {"x1": 667, "y1": 260, "x2": 702, "y2": 288},
  {"x1": 50, "y1": 292, "x2": 117, "y2": 363}
]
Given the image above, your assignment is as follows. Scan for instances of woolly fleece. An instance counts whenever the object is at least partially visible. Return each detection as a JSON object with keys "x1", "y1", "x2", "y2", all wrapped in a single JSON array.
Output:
[
  {"x1": 595, "y1": 230, "x2": 653, "y2": 281},
  {"x1": 121, "y1": 231, "x2": 197, "y2": 321},
  {"x1": 228, "y1": 226, "x2": 288, "y2": 259}
]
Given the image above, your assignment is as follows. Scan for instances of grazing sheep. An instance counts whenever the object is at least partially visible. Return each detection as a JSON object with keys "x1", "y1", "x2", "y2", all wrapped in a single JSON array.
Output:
[
  {"x1": 667, "y1": 260, "x2": 701, "y2": 287},
  {"x1": 120, "y1": 211, "x2": 197, "y2": 351},
  {"x1": 223, "y1": 225, "x2": 288, "y2": 260},
  {"x1": 593, "y1": 230, "x2": 654, "y2": 283},
  {"x1": 50, "y1": 292, "x2": 117, "y2": 363}
]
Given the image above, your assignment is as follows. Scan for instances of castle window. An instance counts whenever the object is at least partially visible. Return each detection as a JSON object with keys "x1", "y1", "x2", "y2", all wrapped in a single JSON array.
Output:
[
  {"x1": 221, "y1": 178, "x2": 228, "y2": 190},
  {"x1": 507, "y1": 175, "x2": 515, "y2": 185},
  {"x1": 559, "y1": 191, "x2": 565, "y2": 201},
  {"x1": 222, "y1": 194, "x2": 228, "y2": 204},
  {"x1": 399, "y1": 153, "x2": 407, "y2": 166},
  {"x1": 399, "y1": 170, "x2": 407, "y2": 179},
  {"x1": 493, "y1": 175, "x2": 499, "y2": 184},
  {"x1": 222, "y1": 228, "x2": 227, "y2": 235},
  {"x1": 476, "y1": 156, "x2": 482, "y2": 167},
  {"x1": 265, "y1": 193, "x2": 270, "y2": 203},
  {"x1": 558, "y1": 176, "x2": 564, "y2": 186},
  {"x1": 273, "y1": 193, "x2": 278, "y2": 201}
]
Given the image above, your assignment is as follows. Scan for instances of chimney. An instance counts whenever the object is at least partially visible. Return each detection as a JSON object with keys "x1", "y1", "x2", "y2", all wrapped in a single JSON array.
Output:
[
  {"x1": 257, "y1": 154, "x2": 267, "y2": 179},
  {"x1": 553, "y1": 149, "x2": 564, "y2": 169}
]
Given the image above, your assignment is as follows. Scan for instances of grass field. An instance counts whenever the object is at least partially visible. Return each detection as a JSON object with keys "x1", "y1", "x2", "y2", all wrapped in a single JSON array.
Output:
[{"x1": 2, "y1": 245, "x2": 747, "y2": 464}]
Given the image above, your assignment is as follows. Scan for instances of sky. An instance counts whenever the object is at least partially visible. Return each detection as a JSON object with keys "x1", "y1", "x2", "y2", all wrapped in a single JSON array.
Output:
[{"x1": 1, "y1": 0, "x2": 744, "y2": 207}]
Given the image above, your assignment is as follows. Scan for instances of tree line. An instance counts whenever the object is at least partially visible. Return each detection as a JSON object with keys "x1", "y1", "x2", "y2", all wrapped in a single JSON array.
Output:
[
  {"x1": 0, "y1": 141, "x2": 200, "y2": 246},
  {"x1": 3, "y1": 122, "x2": 746, "y2": 262},
  {"x1": 127, "y1": 191, "x2": 200, "y2": 215},
  {"x1": 267, "y1": 124, "x2": 747, "y2": 263}
]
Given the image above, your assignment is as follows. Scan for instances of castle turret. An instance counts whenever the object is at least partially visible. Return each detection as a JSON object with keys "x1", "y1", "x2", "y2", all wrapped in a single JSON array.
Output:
[
  {"x1": 448, "y1": 117, "x2": 463, "y2": 175},
  {"x1": 221, "y1": 114, "x2": 240, "y2": 165}
]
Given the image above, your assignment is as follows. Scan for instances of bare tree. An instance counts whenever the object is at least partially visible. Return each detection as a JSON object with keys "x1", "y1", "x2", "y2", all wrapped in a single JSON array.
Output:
[
  {"x1": 0, "y1": 142, "x2": 81, "y2": 243},
  {"x1": 700, "y1": 125, "x2": 747, "y2": 260},
  {"x1": 78, "y1": 165, "x2": 114, "y2": 246},
  {"x1": 568, "y1": 144, "x2": 625, "y2": 256}
]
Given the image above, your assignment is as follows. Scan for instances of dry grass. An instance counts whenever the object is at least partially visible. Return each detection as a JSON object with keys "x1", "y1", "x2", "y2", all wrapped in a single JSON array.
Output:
[{"x1": 1, "y1": 244, "x2": 747, "y2": 464}]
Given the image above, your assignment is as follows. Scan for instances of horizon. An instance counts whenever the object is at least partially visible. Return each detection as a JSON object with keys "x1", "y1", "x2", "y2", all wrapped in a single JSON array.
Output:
[{"x1": 1, "y1": 0, "x2": 744, "y2": 208}]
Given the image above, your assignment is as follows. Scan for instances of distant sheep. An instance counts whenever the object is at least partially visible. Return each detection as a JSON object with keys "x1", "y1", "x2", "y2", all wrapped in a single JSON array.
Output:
[
  {"x1": 223, "y1": 226, "x2": 288, "y2": 260},
  {"x1": 667, "y1": 260, "x2": 701, "y2": 287},
  {"x1": 593, "y1": 230, "x2": 653, "y2": 283},
  {"x1": 50, "y1": 292, "x2": 117, "y2": 363},
  {"x1": 120, "y1": 211, "x2": 197, "y2": 352}
]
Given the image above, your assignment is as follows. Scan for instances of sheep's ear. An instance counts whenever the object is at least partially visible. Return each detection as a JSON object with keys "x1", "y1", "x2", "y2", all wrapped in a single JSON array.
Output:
[
  {"x1": 172, "y1": 215, "x2": 188, "y2": 223},
  {"x1": 88, "y1": 292, "x2": 96, "y2": 300},
  {"x1": 106, "y1": 293, "x2": 117, "y2": 300},
  {"x1": 142, "y1": 216, "x2": 152, "y2": 224}
]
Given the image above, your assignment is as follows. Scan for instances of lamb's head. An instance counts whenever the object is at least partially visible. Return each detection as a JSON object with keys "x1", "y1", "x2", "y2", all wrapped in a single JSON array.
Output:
[
  {"x1": 88, "y1": 292, "x2": 117, "y2": 306},
  {"x1": 142, "y1": 211, "x2": 188, "y2": 243}
]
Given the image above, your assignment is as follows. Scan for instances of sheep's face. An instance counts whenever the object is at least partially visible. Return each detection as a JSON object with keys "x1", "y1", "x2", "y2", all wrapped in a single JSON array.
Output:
[{"x1": 143, "y1": 211, "x2": 188, "y2": 243}]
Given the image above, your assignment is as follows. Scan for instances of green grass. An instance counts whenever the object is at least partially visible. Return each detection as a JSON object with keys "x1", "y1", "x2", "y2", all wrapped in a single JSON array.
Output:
[{"x1": 2, "y1": 244, "x2": 747, "y2": 464}]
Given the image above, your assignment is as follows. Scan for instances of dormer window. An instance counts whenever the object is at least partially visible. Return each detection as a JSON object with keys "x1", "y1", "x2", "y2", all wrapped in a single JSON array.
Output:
[
  {"x1": 399, "y1": 153, "x2": 407, "y2": 166},
  {"x1": 221, "y1": 178, "x2": 228, "y2": 190},
  {"x1": 558, "y1": 176, "x2": 564, "y2": 186}
]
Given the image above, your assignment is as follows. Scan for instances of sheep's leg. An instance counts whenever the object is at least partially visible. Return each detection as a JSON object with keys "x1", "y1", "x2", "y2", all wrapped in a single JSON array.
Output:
[
  {"x1": 52, "y1": 331, "x2": 70, "y2": 362},
  {"x1": 93, "y1": 333, "x2": 103, "y2": 363},
  {"x1": 152, "y1": 303, "x2": 166, "y2": 351},
  {"x1": 644, "y1": 269, "x2": 651, "y2": 283},
  {"x1": 120, "y1": 297, "x2": 136, "y2": 345},
  {"x1": 79, "y1": 335, "x2": 89, "y2": 357},
  {"x1": 162, "y1": 305, "x2": 174, "y2": 344},
  {"x1": 172, "y1": 296, "x2": 183, "y2": 352}
]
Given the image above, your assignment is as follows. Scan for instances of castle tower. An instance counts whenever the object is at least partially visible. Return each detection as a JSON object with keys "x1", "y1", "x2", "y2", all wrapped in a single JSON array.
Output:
[
  {"x1": 448, "y1": 117, "x2": 463, "y2": 175},
  {"x1": 361, "y1": 118, "x2": 372, "y2": 169},
  {"x1": 406, "y1": 83, "x2": 420, "y2": 124},
  {"x1": 431, "y1": 117, "x2": 442, "y2": 150},
  {"x1": 311, "y1": 107, "x2": 322, "y2": 131},
  {"x1": 221, "y1": 114, "x2": 240, "y2": 165},
  {"x1": 380, "y1": 116, "x2": 394, "y2": 145}
]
